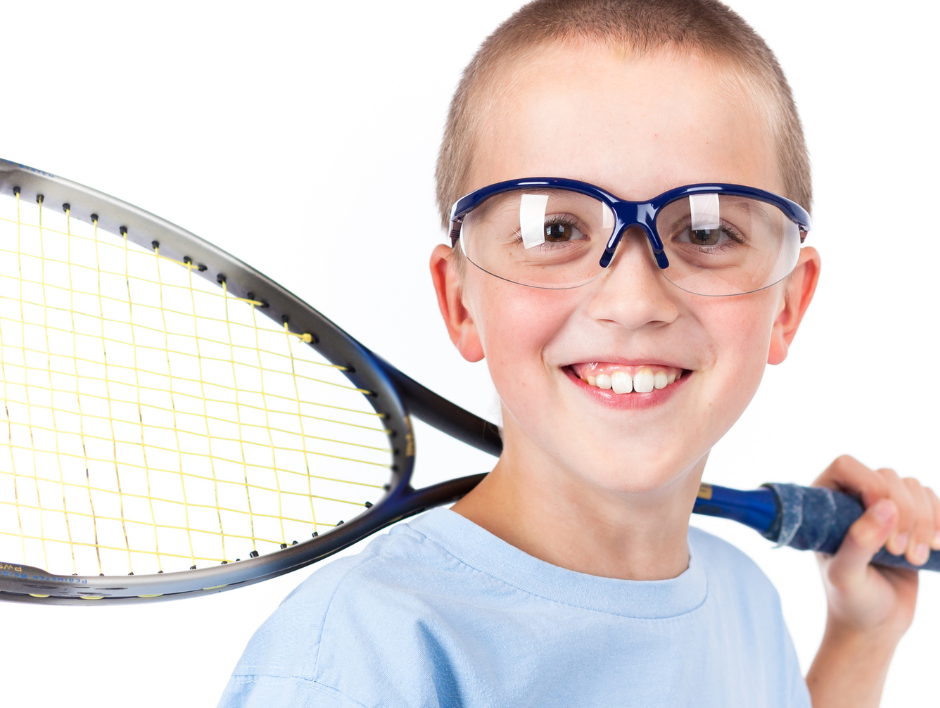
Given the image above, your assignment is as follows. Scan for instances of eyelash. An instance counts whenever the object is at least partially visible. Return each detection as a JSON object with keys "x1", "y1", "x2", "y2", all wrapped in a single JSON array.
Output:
[
  {"x1": 512, "y1": 214, "x2": 587, "y2": 247},
  {"x1": 676, "y1": 221, "x2": 746, "y2": 250}
]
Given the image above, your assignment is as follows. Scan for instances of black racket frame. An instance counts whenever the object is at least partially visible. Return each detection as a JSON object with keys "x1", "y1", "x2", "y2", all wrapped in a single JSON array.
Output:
[{"x1": 0, "y1": 159, "x2": 500, "y2": 604}]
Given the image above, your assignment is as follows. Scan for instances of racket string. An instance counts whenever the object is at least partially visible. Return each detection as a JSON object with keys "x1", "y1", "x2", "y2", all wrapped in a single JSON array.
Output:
[
  {"x1": 280, "y1": 313, "x2": 319, "y2": 535},
  {"x1": 66, "y1": 206, "x2": 105, "y2": 576},
  {"x1": 18, "y1": 192, "x2": 53, "y2": 574},
  {"x1": 219, "y1": 278, "x2": 258, "y2": 559},
  {"x1": 3, "y1": 190, "x2": 38, "y2": 570},
  {"x1": 0, "y1": 192, "x2": 391, "y2": 576},
  {"x1": 38, "y1": 196, "x2": 80, "y2": 575},
  {"x1": 185, "y1": 259, "x2": 230, "y2": 565}
]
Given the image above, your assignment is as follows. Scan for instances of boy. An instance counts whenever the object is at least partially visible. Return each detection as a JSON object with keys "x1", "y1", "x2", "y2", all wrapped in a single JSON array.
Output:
[{"x1": 219, "y1": 1, "x2": 939, "y2": 705}]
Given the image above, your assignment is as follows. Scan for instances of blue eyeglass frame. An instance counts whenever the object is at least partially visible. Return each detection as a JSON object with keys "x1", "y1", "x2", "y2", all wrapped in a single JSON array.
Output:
[{"x1": 449, "y1": 178, "x2": 811, "y2": 271}]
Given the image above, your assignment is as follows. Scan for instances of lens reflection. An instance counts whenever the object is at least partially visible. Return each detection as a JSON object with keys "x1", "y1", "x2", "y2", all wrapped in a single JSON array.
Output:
[
  {"x1": 655, "y1": 194, "x2": 801, "y2": 295},
  {"x1": 460, "y1": 189, "x2": 615, "y2": 288},
  {"x1": 458, "y1": 188, "x2": 802, "y2": 295}
]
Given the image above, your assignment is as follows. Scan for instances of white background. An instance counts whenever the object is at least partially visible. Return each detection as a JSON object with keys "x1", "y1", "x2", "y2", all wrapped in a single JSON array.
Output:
[{"x1": 1, "y1": 1, "x2": 938, "y2": 705}]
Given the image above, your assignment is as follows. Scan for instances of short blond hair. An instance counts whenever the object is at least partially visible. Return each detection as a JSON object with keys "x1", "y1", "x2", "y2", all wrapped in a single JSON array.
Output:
[{"x1": 435, "y1": 0, "x2": 811, "y2": 229}]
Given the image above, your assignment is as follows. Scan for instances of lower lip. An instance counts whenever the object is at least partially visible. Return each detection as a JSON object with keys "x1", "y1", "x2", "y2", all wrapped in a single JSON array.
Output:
[{"x1": 564, "y1": 367, "x2": 691, "y2": 410}]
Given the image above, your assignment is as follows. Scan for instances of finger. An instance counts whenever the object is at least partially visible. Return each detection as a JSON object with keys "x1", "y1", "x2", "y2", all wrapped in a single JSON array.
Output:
[
  {"x1": 903, "y1": 478, "x2": 933, "y2": 565},
  {"x1": 878, "y1": 468, "x2": 914, "y2": 556},
  {"x1": 826, "y1": 498, "x2": 898, "y2": 593},
  {"x1": 814, "y1": 455, "x2": 887, "y2": 508},
  {"x1": 928, "y1": 488, "x2": 940, "y2": 551}
]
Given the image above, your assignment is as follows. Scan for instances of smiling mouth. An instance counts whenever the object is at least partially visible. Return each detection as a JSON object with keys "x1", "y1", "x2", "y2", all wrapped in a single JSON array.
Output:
[{"x1": 567, "y1": 363, "x2": 689, "y2": 395}]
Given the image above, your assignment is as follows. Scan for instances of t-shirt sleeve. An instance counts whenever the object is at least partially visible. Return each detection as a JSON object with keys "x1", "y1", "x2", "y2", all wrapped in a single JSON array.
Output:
[{"x1": 218, "y1": 674, "x2": 369, "y2": 708}]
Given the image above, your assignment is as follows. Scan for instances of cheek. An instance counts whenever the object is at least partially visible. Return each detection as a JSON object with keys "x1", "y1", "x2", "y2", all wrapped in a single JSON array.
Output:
[
  {"x1": 472, "y1": 283, "x2": 576, "y2": 386},
  {"x1": 698, "y1": 291, "x2": 779, "y2": 408}
]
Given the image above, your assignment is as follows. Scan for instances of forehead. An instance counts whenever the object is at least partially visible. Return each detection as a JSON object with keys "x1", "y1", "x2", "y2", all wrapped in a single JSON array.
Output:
[{"x1": 469, "y1": 43, "x2": 781, "y2": 201}]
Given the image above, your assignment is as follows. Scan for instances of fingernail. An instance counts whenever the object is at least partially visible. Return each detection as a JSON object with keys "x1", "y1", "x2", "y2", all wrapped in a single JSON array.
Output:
[
  {"x1": 872, "y1": 500, "x2": 895, "y2": 523},
  {"x1": 915, "y1": 543, "x2": 930, "y2": 565}
]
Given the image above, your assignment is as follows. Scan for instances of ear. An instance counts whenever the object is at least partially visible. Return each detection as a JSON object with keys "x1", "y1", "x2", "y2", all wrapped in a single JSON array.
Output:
[
  {"x1": 429, "y1": 243, "x2": 485, "y2": 362},
  {"x1": 768, "y1": 246, "x2": 821, "y2": 365}
]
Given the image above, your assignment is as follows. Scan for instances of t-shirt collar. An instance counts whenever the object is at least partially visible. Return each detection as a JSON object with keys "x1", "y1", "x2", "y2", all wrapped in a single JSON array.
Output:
[{"x1": 409, "y1": 507, "x2": 708, "y2": 619}]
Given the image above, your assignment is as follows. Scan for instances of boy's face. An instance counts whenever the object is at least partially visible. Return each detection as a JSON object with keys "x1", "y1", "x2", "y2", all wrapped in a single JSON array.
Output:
[{"x1": 433, "y1": 43, "x2": 819, "y2": 495}]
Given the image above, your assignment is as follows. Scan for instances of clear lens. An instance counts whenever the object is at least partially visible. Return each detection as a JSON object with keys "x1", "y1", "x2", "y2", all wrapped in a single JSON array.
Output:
[
  {"x1": 459, "y1": 188, "x2": 802, "y2": 296},
  {"x1": 459, "y1": 189, "x2": 615, "y2": 288},
  {"x1": 655, "y1": 193, "x2": 802, "y2": 296}
]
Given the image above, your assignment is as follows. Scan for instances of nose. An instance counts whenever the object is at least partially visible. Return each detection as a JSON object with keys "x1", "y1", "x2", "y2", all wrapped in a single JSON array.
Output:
[{"x1": 585, "y1": 226, "x2": 680, "y2": 330}]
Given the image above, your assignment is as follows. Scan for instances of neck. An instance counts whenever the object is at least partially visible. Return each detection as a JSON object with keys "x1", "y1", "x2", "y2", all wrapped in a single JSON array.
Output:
[{"x1": 451, "y1": 422, "x2": 705, "y2": 582}]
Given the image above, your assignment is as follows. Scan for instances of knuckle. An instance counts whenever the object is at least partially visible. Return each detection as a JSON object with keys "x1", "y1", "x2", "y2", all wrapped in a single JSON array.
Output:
[
  {"x1": 849, "y1": 517, "x2": 878, "y2": 547},
  {"x1": 877, "y1": 467, "x2": 899, "y2": 482},
  {"x1": 824, "y1": 558, "x2": 858, "y2": 595},
  {"x1": 892, "y1": 492, "x2": 913, "y2": 516},
  {"x1": 866, "y1": 476, "x2": 888, "y2": 499}
]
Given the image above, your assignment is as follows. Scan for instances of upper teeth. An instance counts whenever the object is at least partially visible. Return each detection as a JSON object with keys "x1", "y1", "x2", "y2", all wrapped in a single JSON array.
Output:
[
  {"x1": 578, "y1": 366, "x2": 681, "y2": 394},
  {"x1": 611, "y1": 371, "x2": 632, "y2": 394},
  {"x1": 634, "y1": 369, "x2": 654, "y2": 393}
]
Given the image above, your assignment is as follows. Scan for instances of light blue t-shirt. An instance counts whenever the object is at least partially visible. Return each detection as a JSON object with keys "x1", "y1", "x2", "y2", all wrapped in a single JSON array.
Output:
[{"x1": 219, "y1": 508, "x2": 810, "y2": 707}]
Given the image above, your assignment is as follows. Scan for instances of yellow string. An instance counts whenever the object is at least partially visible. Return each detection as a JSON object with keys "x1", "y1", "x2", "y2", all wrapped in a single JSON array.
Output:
[
  {"x1": 37, "y1": 196, "x2": 78, "y2": 573},
  {"x1": 0, "y1": 409, "x2": 391, "y2": 455},
  {"x1": 154, "y1": 248, "x2": 196, "y2": 567},
  {"x1": 0, "y1": 466, "x2": 379, "y2": 510},
  {"x1": 0, "y1": 436, "x2": 389, "y2": 476},
  {"x1": 0, "y1": 493, "x2": 355, "y2": 541},
  {"x1": 0, "y1": 240, "x2": 323, "y2": 353},
  {"x1": 65, "y1": 206, "x2": 104, "y2": 575},
  {"x1": 0, "y1": 302, "x2": 362, "y2": 392},
  {"x1": 284, "y1": 319, "x2": 320, "y2": 535},
  {"x1": 0, "y1": 199, "x2": 387, "y2": 574},
  {"x1": 0, "y1": 352, "x2": 382, "y2": 428},
  {"x1": 221, "y1": 279, "x2": 260, "y2": 551},
  {"x1": 15, "y1": 192, "x2": 50, "y2": 572},
  {"x1": 2, "y1": 190, "x2": 27, "y2": 564},
  {"x1": 250, "y1": 302, "x2": 292, "y2": 548}
]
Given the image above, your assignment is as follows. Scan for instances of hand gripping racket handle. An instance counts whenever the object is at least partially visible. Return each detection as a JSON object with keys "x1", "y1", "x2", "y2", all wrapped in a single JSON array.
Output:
[
  {"x1": 694, "y1": 483, "x2": 940, "y2": 572},
  {"x1": 764, "y1": 483, "x2": 940, "y2": 572}
]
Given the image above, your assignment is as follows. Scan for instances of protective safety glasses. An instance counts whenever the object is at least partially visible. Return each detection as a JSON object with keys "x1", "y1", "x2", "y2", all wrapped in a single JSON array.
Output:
[{"x1": 449, "y1": 178, "x2": 811, "y2": 296}]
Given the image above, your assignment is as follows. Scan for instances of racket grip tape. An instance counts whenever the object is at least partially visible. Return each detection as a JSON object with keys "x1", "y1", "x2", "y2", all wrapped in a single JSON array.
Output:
[{"x1": 764, "y1": 483, "x2": 940, "y2": 573}]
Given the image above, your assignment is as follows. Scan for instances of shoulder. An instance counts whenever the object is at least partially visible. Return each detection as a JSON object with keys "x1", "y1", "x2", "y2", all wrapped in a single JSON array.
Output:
[
  {"x1": 222, "y1": 510, "x2": 490, "y2": 706},
  {"x1": 687, "y1": 526, "x2": 792, "y2": 646},
  {"x1": 230, "y1": 515, "x2": 466, "y2": 675},
  {"x1": 687, "y1": 526, "x2": 809, "y2": 705}
]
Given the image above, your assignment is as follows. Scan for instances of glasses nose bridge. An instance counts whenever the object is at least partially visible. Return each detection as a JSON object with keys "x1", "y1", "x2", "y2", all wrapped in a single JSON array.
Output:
[{"x1": 600, "y1": 200, "x2": 668, "y2": 269}]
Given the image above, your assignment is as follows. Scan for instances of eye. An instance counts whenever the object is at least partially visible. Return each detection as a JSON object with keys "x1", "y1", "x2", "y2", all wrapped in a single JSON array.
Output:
[
  {"x1": 543, "y1": 217, "x2": 585, "y2": 243},
  {"x1": 676, "y1": 224, "x2": 743, "y2": 248},
  {"x1": 689, "y1": 228, "x2": 720, "y2": 246}
]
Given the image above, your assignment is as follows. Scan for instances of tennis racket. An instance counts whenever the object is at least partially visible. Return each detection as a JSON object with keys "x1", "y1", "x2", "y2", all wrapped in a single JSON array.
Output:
[{"x1": 0, "y1": 159, "x2": 933, "y2": 605}]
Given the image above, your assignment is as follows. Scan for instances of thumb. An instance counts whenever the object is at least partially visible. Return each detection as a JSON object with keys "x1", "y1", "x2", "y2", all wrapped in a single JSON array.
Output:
[{"x1": 825, "y1": 499, "x2": 898, "y2": 590}]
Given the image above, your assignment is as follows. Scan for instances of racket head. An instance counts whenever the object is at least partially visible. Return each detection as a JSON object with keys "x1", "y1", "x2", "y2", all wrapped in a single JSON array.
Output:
[{"x1": 0, "y1": 159, "x2": 433, "y2": 603}]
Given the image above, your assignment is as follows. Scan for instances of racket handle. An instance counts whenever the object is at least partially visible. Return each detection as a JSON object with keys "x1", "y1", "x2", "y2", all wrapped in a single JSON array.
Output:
[{"x1": 763, "y1": 483, "x2": 940, "y2": 573}]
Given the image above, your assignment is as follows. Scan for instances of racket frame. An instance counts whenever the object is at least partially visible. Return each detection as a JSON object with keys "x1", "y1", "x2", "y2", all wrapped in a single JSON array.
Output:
[{"x1": 0, "y1": 159, "x2": 499, "y2": 603}]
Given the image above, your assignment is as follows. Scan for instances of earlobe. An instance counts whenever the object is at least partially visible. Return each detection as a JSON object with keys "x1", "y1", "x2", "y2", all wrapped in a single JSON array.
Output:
[
  {"x1": 429, "y1": 244, "x2": 485, "y2": 362},
  {"x1": 768, "y1": 247, "x2": 821, "y2": 365}
]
